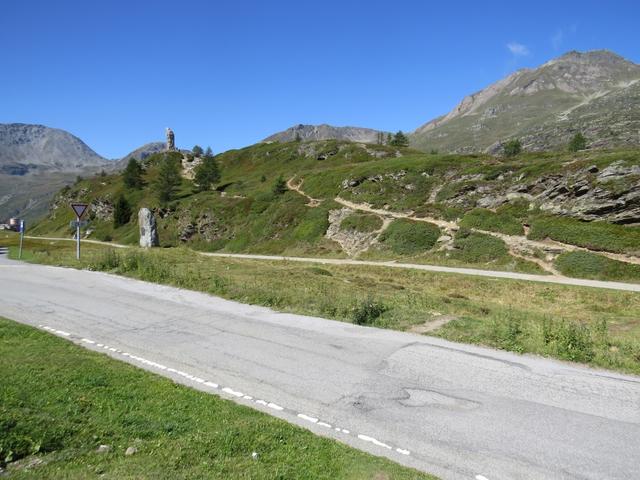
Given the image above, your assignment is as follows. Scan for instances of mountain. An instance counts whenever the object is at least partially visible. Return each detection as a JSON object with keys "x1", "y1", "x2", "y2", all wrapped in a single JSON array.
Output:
[
  {"x1": 0, "y1": 123, "x2": 110, "y2": 175},
  {"x1": 114, "y1": 142, "x2": 166, "y2": 169},
  {"x1": 411, "y1": 50, "x2": 640, "y2": 153},
  {"x1": 264, "y1": 124, "x2": 387, "y2": 144},
  {"x1": 0, "y1": 123, "x2": 113, "y2": 222}
]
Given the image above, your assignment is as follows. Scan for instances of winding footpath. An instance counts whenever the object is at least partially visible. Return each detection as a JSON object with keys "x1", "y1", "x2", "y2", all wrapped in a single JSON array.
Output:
[{"x1": 284, "y1": 177, "x2": 640, "y2": 274}]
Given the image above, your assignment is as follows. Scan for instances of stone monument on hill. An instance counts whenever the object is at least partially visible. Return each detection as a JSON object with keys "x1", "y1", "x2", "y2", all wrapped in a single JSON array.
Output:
[{"x1": 166, "y1": 127, "x2": 175, "y2": 151}]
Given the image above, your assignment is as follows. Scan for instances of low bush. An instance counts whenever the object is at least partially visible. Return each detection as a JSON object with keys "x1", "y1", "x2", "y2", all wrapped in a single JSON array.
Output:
[
  {"x1": 350, "y1": 297, "x2": 387, "y2": 325},
  {"x1": 528, "y1": 216, "x2": 640, "y2": 255},
  {"x1": 452, "y1": 229, "x2": 509, "y2": 263},
  {"x1": 379, "y1": 219, "x2": 441, "y2": 255},
  {"x1": 459, "y1": 208, "x2": 524, "y2": 235},
  {"x1": 340, "y1": 213, "x2": 383, "y2": 233},
  {"x1": 555, "y1": 251, "x2": 640, "y2": 282}
]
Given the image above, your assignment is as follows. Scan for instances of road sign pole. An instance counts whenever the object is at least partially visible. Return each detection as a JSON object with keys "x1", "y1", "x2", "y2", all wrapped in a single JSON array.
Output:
[
  {"x1": 18, "y1": 220, "x2": 24, "y2": 260},
  {"x1": 70, "y1": 203, "x2": 88, "y2": 261},
  {"x1": 76, "y1": 217, "x2": 80, "y2": 260}
]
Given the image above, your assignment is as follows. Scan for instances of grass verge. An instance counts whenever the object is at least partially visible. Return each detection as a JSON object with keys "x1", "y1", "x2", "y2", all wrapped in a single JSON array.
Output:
[{"x1": 0, "y1": 318, "x2": 433, "y2": 479}]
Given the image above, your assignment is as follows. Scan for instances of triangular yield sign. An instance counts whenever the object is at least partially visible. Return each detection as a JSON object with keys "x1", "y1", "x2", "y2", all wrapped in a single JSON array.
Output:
[{"x1": 71, "y1": 203, "x2": 89, "y2": 219}]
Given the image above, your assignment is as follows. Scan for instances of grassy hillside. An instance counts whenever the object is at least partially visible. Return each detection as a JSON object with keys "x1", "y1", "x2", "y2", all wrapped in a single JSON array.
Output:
[{"x1": 29, "y1": 140, "x2": 640, "y2": 281}]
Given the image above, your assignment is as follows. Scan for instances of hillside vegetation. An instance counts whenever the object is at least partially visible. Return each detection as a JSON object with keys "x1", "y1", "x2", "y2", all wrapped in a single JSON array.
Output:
[{"x1": 30, "y1": 139, "x2": 640, "y2": 282}]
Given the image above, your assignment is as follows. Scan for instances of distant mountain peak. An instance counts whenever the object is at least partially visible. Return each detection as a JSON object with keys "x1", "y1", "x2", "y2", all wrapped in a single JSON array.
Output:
[
  {"x1": 411, "y1": 49, "x2": 640, "y2": 153},
  {"x1": 0, "y1": 123, "x2": 109, "y2": 174},
  {"x1": 263, "y1": 124, "x2": 388, "y2": 144}
]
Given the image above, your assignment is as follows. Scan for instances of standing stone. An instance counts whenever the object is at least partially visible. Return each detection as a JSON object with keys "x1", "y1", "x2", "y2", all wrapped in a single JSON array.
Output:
[
  {"x1": 166, "y1": 127, "x2": 175, "y2": 151},
  {"x1": 138, "y1": 208, "x2": 159, "y2": 247}
]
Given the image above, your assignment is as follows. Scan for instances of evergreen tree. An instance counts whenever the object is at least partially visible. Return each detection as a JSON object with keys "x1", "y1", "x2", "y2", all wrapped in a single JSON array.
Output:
[
  {"x1": 192, "y1": 145, "x2": 204, "y2": 156},
  {"x1": 568, "y1": 132, "x2": 587, "y2": 152},
  {"x1": 272, "y1": 175, "x2": 287, "y2": 195},
  {"x1": 390, "y1": 130, "x2": 409, "y2": 147},
  {"x1": 503, "y1": 139, "x2": 522, "y2": 157},
  {"x1": 123, "y1": 158, "x2": 143, "y2": 189},
  {"x1": 153, "y1": 155, "x2": 181, "y2": 203},
  {"x1": 295, "y1": 133, "x2": 302, "y2": 142},
  {"x1": 113, "y1": 194, "x2": 132, "y2": 227},
  {"x1": 386, "y1": 133, "x2": 392, "y2": 145},
  {"x1": 194, "y1": 155, "x2": 221, "y2": 192},
  {"x1": 205, "y1": 146, "x2": 213, "y2": 156}
]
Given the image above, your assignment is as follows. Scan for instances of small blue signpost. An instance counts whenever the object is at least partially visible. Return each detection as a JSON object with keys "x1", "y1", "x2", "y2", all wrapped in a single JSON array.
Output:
[{"x1": 18, "y1": 219, "x2": 25, "y2": 259}]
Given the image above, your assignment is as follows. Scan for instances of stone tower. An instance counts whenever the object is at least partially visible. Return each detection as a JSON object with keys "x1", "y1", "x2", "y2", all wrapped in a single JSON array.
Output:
[{"x1": 165, "y1": 127, "x2": 175, "y2": 151}]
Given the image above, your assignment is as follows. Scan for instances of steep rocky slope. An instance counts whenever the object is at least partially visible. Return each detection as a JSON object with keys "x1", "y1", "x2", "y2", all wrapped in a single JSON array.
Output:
[{"x1": 411, "y1": 50, "x2": 640, "y2": 153}]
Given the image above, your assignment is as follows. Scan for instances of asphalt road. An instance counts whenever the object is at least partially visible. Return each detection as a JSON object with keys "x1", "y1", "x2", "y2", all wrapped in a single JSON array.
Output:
[{"x1": 2, "y1": 252, "x2": 640, "y2": 480}]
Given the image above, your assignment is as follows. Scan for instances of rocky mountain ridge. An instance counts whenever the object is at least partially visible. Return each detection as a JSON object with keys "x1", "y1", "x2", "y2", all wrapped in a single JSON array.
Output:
[
  {"x1": 410, "y1": 50, "x2": 640, "y2": 153},
  {"x1": 0, "y1": 123, "x2": 110, "y2": 175},
  {"x1": 263, "y1": 124, "x2": 387, "y2": 144}
]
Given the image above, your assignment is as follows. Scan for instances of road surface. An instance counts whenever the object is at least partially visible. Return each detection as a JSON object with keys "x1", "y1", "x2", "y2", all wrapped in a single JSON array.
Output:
[{"x1": 1, "y1": 252, "x2": 639, "y2": 479}]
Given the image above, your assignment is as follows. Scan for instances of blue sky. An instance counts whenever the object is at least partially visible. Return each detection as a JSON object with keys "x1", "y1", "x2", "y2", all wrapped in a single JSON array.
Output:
[{"x1": 2, "y1": 0, "x2": 639, "y2": 158}]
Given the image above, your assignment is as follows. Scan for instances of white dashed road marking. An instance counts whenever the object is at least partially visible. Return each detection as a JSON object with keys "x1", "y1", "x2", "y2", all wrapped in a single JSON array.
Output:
[{"x1": 38, "y1": 324, "x2": 412, "y2": 458}]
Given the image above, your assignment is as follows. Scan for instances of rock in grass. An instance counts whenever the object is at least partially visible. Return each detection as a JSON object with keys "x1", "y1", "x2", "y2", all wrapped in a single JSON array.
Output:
[
  {"x1": 96, "y1": 444, "x2": 111, "y2": 453},
  {"x1": 138, "y1": 207, "x2": 159, "y2": 248},
  {"x1": 125, "y1": 446, "x2": 137, "y2": 456},
  {"x1": 252, "y1": 451, "x2": 259, "y2": 460}
]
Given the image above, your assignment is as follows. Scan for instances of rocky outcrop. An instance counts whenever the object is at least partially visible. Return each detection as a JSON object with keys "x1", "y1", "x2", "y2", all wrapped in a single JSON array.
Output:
[
  {"x1": 177, "y1": 212, "x2": 227, "y2": 243},
  {"x1": 138, "y1": 208, "x2": 159, "y2": 247},
  {"x1": 325, "y1": 208, "x2": 385, "y2": 256},
  {"x1": 90, "y1": 197, "x2": 113, "y2": 221}
]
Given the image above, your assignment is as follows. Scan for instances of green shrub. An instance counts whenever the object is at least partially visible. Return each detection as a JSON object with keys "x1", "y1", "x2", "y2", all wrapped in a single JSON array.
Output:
[
  {"x1": 293, "y1": 208, "x2": 330, "y2": 241},
  {"x1": 541, "y1": 317, "x2": 595, "y2": 363},
  {"x1": 555, "y1": 251, "x2": 640, "y2": 282},
  {"x1": 272, "y1": 176, "x2": 287, "y2": 195},
  {"x1": 503, "y1": 139, "x2": 522, "y2": 157},
  {"x1": 528, "y1": 216, "x2": 640, "y2": 255},
  {"x1": 568, "y1": 132, "x2": 587, "y2": 152},
  {"x1": 194, "y1": 156, "x2": 221, "y2": 192},
  {"x1": 459, "y1": 208, "x2": 524, "y2": 235},
  {"x1": 350, "y1": 297, "x2": 387, "y2": 325},
  {"x1": 490, "y1": 313, "x2": 524, "y2": 353},
  {"x1": 379, "y1": 219, "x2": 441, "y2": 255},
  {"x1": 452, "y1": 230, "x2": 509, "y2": 263},
  {"x1": 340, "y1": 213, "x2": 383, "y2": 233},
  {"x1": 89, "y1": 249, "x2": 121, "y2": 271},
  {"x1": 113, "y1": 194, "x2": 132, "y2": 227}
]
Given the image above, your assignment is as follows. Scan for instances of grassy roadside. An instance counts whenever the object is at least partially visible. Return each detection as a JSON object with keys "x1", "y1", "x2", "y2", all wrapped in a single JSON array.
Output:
[
  {"x1": 4, "y1": 234, "x2": 640, "y2": 376},
  {"x1": 0, "y1": 318, "x2": 434, "y2": 479}
]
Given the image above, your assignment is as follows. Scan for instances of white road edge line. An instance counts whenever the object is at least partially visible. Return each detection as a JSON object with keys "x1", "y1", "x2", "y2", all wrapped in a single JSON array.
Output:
[{"x1": 38, "y1": 324, "x2": 412, "y2": 458}]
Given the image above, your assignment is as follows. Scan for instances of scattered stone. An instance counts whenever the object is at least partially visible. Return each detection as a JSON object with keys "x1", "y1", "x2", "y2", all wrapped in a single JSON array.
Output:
[
  {"x1": 138, "y1": 208, "x2": 159, "y2": 247},
  {"x1": 125, "y1": 446, "x2": 137, "y2": 456},
  {"x1": 252, "y1": 452, "x2": 259, "y2": 460},
  {"x1": 96, "y1": 445, "x2": 111, "y2": 454}
]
